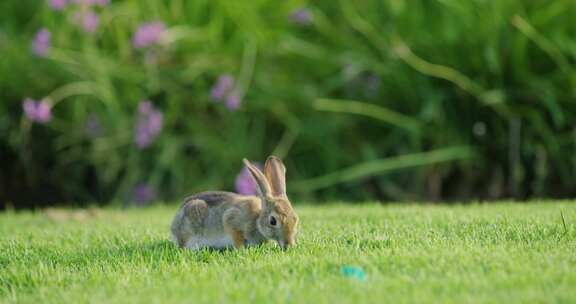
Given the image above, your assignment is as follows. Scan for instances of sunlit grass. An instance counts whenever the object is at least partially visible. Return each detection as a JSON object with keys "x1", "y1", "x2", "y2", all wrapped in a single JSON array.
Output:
[{"x1": 1, "y1": 202, "x2": 575, "y2": 303}]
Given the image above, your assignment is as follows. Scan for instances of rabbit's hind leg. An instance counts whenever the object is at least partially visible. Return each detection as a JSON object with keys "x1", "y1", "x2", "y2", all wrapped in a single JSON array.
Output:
[{"x1": 171, "y1": 199, "x2": 208, "y2": 248}]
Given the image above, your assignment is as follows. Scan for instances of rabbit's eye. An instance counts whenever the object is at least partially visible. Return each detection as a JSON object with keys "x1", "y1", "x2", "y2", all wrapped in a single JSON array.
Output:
[{"x1": 269, "y1": 216, "x2": 277, "y2": 226}]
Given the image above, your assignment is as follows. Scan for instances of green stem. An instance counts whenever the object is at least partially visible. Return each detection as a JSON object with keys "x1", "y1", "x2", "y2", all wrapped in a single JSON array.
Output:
[
  {"x1": 48, "y1": 82, "x2": 97, "y2": 105},
  {"x1": 511, "y1": 15, "x2": 570, "y2": 73},
  {"x1": 314, "y1": 98, "x2": 421, "y2": 133},
  {"x1": 291, "y1": 146, "x2": 475, "y2": 192}
]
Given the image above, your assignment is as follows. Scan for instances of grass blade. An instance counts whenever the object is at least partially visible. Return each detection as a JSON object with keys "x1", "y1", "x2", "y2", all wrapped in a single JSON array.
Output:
[
  {"x1": 314, "y1": 98, "x2": 421, "y2": 133},
  {"x1": 291, "y1": 146, "x2": 475, "y2": 192}
]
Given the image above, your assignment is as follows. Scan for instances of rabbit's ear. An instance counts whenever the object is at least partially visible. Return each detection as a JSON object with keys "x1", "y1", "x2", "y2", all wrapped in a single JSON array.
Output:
[
  {"x1": 264, "y1": 156, "x2": 287, "y2": 199},
  {"x1": 243, "y1": 159, "x2": 272, "y2": 197}
]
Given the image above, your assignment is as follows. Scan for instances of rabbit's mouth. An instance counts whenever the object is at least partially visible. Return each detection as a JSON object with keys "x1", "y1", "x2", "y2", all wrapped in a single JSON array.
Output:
[{"x1": 278, "y1": 238, "x2": 296, "y2": 250}]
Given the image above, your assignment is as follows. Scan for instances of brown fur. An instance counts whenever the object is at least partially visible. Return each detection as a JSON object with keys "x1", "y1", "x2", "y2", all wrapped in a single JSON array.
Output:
[{"x1": 170, "y1": 156, "x2": 298, "y2": 250}]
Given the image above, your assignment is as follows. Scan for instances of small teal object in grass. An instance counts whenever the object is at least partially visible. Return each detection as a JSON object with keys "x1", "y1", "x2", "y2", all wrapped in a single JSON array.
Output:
[{"x1": 340, "y1": 266, "x2": 366, "y2": 282}]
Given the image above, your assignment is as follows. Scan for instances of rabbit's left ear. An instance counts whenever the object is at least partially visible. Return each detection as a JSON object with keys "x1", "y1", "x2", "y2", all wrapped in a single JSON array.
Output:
[
  {"x1": 264, "y1": 156, "x2": 287, "y2": 199},
  {"x1": 243, "y1": 158, "x2": 272, "y2": 197}
]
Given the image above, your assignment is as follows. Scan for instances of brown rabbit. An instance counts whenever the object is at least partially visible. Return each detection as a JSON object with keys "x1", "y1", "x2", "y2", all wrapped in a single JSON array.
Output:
[{"x1": 170, "y1": 156, "x2": 299, "y2": 250}]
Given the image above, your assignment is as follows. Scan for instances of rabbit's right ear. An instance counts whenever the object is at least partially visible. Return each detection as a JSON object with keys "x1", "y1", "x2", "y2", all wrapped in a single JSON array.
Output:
[
  {"x1": 264, "y1": 156, "x2": 287, "y2": 199},
  {"x1": 243, "y1": 159, "x2": 271, "y2": 197}
]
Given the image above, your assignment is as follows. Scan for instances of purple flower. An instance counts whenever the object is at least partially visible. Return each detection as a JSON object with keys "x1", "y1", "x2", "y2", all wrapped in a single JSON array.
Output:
[
  {"x1": 85, "y1": 113, "x2": 103, "y2": 138},
  {"x1": 32, "y1": 28, "x2": 51, "y2": 57},
  {"x1": 210, "y1": 75, "x2": 234, "y2": 101},
  {"x1": 73, "y1": 10, "x2": 99, "y2": 33},
  {"x1": 235, "y1": 163, "x2": 262, "y2": 195},
  {"x1": 48, "y1": 0, "x2": 67, "y2": 10},
  {"x1": 133, "y1": 183, "x2": 155, "y2": 205},
  {"x1": 23, "y1": 98, "x2": 52, "y2": 123},
  {"x1": 132, "y1": 22, "x2": 166, "y2": 49},
  {"x1": 225, "y1": 89, "x2": 242, "y2": 111},
  {"x1": 210, "y1": 75, "x2": 243, "y2": 111},
  {"x1": 289, "y1": 8, "x2": 313, "y2": 25},
  {"x1": 134, "y1": 100, "x2": 163, "y2": 149}
]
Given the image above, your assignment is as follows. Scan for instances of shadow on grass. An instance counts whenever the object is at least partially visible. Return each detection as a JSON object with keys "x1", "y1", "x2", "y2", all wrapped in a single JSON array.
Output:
[{"x1": 61, "y1": 239, "x2": 284, "y2": 267}]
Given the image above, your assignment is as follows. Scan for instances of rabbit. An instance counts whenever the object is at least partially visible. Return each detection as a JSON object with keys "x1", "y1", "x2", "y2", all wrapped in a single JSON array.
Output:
[{"x1": 170, "y1": 156, "x2": 299, "y2": 250}]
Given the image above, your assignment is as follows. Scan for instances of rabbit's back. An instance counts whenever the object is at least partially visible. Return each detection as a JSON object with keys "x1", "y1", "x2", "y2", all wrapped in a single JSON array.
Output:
[
  {"x1": 181, "y1": 191, "x2": 238, "y2": 208},
  {"x1": 171, "y1": 191, "x2": 262, "y2": 249}
]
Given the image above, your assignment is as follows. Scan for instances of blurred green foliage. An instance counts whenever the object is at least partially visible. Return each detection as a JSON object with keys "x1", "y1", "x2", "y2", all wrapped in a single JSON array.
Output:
[{"x1": 0, "y1": 0, "x2": 575, "y2": 208}]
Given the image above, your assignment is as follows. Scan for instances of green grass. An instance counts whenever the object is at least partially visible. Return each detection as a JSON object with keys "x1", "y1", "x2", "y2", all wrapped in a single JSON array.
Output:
[{"x1": 1, "y1": 202, "x2": 575, "y2": 303}]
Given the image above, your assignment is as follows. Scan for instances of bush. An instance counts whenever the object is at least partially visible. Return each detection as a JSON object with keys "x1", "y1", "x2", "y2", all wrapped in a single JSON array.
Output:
[{"x1": 1, "y1": 0, "x2": 575, "y2": 208}]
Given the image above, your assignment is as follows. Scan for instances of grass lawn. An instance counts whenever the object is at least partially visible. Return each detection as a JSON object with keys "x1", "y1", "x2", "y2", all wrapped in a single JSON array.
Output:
[{"x1": 1, "y1": 202, "x2": 575, "y2": 303}]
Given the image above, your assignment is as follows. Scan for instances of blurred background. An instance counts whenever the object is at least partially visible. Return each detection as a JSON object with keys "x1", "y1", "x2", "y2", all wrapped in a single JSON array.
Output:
[{"x1": 1, "y1": 0, "x2": 575, "y2": 209}]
